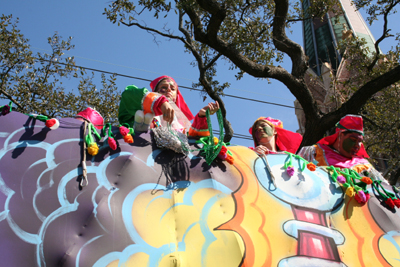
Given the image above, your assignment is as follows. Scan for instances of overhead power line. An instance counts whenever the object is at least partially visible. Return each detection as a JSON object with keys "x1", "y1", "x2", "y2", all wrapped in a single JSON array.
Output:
[
  {"x1": 32, "y1": 47, "x2": 296, "y2": 103},
  {"x1": 36, "y1": 58, "x2": 302, "y2": 142},
  {"x1": 39, "y1": 59, "x2": 300, "y2": 110}
]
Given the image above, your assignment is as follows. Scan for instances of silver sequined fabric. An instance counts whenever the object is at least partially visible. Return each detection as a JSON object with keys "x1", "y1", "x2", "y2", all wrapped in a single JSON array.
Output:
[{"x1": 152, "y1": 126, "x2": 190, "y2": 155}]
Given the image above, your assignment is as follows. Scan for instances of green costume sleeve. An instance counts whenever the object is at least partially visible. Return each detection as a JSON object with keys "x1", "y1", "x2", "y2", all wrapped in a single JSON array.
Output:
[{"x1": 118, "y1": 85, "x2": 149, "y2": 127}]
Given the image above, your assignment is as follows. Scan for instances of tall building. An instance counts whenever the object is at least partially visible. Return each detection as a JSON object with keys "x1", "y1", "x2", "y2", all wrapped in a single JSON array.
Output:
[
  {"x1": 302, "y1": 0, "x2": 376, "y2": 76},
  {"x1": 295, "y1": 0, "x2": 378, "y2": 135}
]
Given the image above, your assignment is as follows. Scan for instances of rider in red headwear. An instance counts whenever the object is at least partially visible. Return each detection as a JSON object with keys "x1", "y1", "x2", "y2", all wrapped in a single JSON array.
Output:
[
  {"x1": 249, "y1": 116, "x2": 303, "y2": 155},
  {"x1": 298, "y1": 114, "x2": 387, "y2": 183},
  {"x1": 118, "y1": 75, "x2": 219, "y2": 136}
]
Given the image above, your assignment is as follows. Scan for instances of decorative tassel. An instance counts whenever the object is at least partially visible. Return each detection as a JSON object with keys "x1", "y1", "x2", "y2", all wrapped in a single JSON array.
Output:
[
  {"x1": 337, "y1": 175, "x2": 346, "y2": 184},
  {"x1": 361, "y1": 176, "x2": 373, "y2": 184},
  {"x1": 28, "y1": 114, "x2": 60, "y2": 130},
  {"x1": 306, "y1": 162, "x2": 316, "y2": 171},
  {"x1": 45, "y1": 118, "x2": 60, "y2": 130},
  {"x1": 119, "y1": 126, "x2": 130, "y2": 136},
  {"x1": 354, "y1": 190, "x2": 366, "y2": 203},
  {"x1": 108, "y1": 137, "x2": 117, "y2": 150},
  {"x1": 219, "y1": 146, "x2": 228, "y2": 155},
  {"x1": 393, "y1": 198, "x2": 400, "y2": 209},
  {"x1": 85, "y1": 123, "x2": 101, "y2": 156},
  {"x1": 213, "y1": 137, "x2": 219, "y2": 145},
  {"x1": 0, "y1": 104, "x2": 11, "y2": 115},
  {"x1": 226, "y1": 154, "x2": 234, "y2": 165},
  {"x1": 218, "y1": 153, "x2": 228, "y2": 160},
  {"x1": 286, "y1": 166, "x2": 295, "y2": 177},
  {"x1": 103, "y1": 123, "x2": 117, "y2": 150},
  {"x1": 283, "y1": 153, "x2": 295, "y2": 177},
  {"x1": 88, "y1": 143, "x2": 99, "y2": 156},
  {"x1": 119, "y1": 124, "x2": 134, "y2": 144},
  {"x1": 354, "y1": 191, "x2": 370, "y2": 205},
  {"x1": 365, "y1": 192, "x2": 371, "y2": 202},
  {"x1": 123, "y1": 134, "x2": 133, "y2": 143},
  {"x1": 385, "y1": 198, "x2": 395, "y2": 209},
  {"x1": 346, "y1": 186, "x2": 355, "y2": 197}
]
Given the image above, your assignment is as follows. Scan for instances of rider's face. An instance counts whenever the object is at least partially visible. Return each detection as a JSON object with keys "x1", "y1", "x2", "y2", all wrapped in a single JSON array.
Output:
[
  {"x1": 156, "y1": 79, "x2": 177, "y2": 102},
  {"x1": 338, "y1": 132, "x2": 364, "y2": 158}
]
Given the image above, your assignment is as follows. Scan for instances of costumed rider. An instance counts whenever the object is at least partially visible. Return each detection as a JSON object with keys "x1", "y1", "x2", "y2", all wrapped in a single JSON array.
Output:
[
  {"x1": 297, "y1": 114, "x2": 388, "y2": 183},
  {"x1": 249, "y1": 117, "x2": 303, "y2": 155},
  {"x1": 118, "y1": 75, "x2": 219, "y2": 137}
]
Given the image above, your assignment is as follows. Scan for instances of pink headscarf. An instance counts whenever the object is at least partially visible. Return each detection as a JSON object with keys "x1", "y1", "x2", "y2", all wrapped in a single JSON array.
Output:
[
  {"x1": 150, "y1": 75, "x2": 194, "y2": 121},
  {"x1": 317, "y1": 114, "x2": 369, "y2": 158}
]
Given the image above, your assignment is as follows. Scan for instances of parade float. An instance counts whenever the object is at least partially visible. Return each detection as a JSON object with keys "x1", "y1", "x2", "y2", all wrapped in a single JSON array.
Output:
[{"x1": 0, "y1": 106, "x2": 399, "y2": 267}]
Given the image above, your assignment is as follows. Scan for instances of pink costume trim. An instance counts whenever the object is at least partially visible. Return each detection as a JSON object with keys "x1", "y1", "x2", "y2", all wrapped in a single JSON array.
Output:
[{"x1": 317, "y1": 144, "x2": 370, "y2": 169}]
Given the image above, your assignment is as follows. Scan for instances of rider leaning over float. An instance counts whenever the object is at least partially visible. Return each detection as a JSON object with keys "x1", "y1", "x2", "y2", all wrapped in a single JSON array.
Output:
[
  {"x1": 297, "y1": 114, "x2": 388, "y2": 183},
  {"x1": 118, "y1": 75, "x2": 219, "y2": 137}
]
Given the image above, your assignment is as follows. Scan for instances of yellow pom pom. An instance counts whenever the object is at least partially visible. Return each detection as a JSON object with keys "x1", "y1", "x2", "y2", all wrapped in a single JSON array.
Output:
[
  {"x1": 346, "y1": 186, "x2": 355, "y2": 197},
  {"x1": 213, "y1": 137, "x2": 219, "y2": 145},
  {"x1": 88, "y1": 142, "x2": 99, "y2": 156}
]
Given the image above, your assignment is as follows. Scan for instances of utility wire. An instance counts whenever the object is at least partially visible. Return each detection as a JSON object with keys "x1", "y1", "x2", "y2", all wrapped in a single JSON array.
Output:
[
  {"x1": 32, "y1": 46, "x2": 296, "y2": 102},
  {"x1": 39, "y1": 58, "x2": 301, "y2": 110},
  {"x1": 36, "y1": 58, "x2": 300, "y2": 141}
]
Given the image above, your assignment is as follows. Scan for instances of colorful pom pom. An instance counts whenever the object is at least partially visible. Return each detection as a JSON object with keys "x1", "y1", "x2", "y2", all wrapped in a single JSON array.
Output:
[
  {"x1": 385, "y1": 198, "x2": 395, "y2": 209},
  {"x1": 119, "y1": 126, "x2": 130, "y2": 136},
  {"x1": 306, "y1": 162, "x2": 316, "y2": 171},
  {"x1": 123, "y1": 134, "x2": 134, "y2": 144},
  {"x1": 354, "y1": 193, "x2": 365, "y2": 204},
  {"x1": 346, "y1": 186, "x2": 355, "y2": 197},
  {"x1": 108, "y1": 137, "x2": 117, "y2": 150},
  {"x1": 286, "y1": 166, "x2": 295, "y2": 177},
  {"x1": 213, "y1": 137, "x2": 219, "y2": 145},
  {"x1": 361, "y1": 176, "x2": 373, "y2": 184},
  {"x1": 393, "y1": 198, "x2": 400, "y2": 209},
  {"x1": 45, "y1": 118, "x2": 60, "y2": 130},
  {"x1": 337, "y1": 175, "x2": 346, "y2": 184},
  {"x1": 365, "y1": 192, "x2": 371, "y2": 202},
  {"x1": 356, "y1": 190, "x2": 366, "y2": 203},
  {"x1": 1, "y1": 105, "x2": 10, "y2": 115},
  {"x1": 226, "y1": 154, "x2": 234, "y2": 165},
  {"x1": 219, "y1": 146, "x2": 228, "y2": 155},
  {"x1": 218, "y1": 153, "x2": 228, "y2": 160},
  {"x1": 88, "y1": 143, "x2": 99, "y2": 156}
]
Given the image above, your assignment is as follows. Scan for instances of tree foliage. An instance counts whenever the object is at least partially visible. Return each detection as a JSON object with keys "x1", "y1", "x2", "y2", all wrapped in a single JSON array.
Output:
[
  {"x1": 332, "y1": 0, "x2": 400, "y2": 184},
  {"x1": 0, "y1": 14, "x2": 121, "y2": 124},
  {"x1": 104, "y1": 0, "x2": 400, "y2": 148}
]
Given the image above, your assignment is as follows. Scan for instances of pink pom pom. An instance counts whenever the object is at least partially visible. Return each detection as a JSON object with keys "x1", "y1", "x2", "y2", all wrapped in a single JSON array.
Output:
[
  {"x1": 218, "y1": 153, "x2": 227, "y2": 160},
  {"x1": 108, "y1": 137, "x2": 117, "y2": 150},
  {"x1": 357, "y1": 191, "x2": 366, "y2": 202},
  {"x1": 337, "y1": 175, "x2": 346, "y2": 184},
  {"x1": 119, "y1": 126, "x2": 130, "y2": 136},
  {"x1": 286, "y1": 166, "x2": 295, "y2": 177}
]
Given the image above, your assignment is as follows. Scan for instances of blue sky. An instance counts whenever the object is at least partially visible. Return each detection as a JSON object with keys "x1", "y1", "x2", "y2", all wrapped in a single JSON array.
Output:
[{"x1": 1, "y1": 0, "x2": 397, "y2": 147}]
